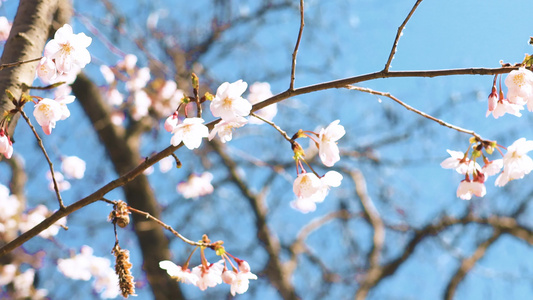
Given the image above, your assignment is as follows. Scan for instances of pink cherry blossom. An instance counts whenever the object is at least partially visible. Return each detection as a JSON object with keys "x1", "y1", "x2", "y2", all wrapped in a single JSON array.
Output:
[
  {"x1": 33, "y1": 98, "x2": 63, "y2": 135},
  {"x1": 456, "y1": 179, "x2": 486, "y2": 200},
  {"x1": 164, "y1": 113, "x2": 179, "y2": 132},
  {"x1": 36, "y1": 57, "x2": 57, "y2": 84},
  {"x1": 208, "y1": 117, "x2": 248, "y2": 143},
  {"x1": 481, "y1": 159, "x2": 503, "y2": 177},
  {"x1": 159, "y1": 156, "x2": 174, "y2": 173},
  {"x1": 440, "y1": 150, "x2": 480, "y2": 174},
  {"x1": 61, "y1": 156, "x2": 86, "y2": 179},
  {"x1": 318, "y1": 120, "x2": 346, "y2": 167},
  {"x1": 291, "y1": 171, "x2": 343, "y2": 213},
  {"x1": 131, "y1": 90, "x2": 152, "y2": 120},
  {"x1": 191, "y1": 261, "x2": 224, "y2": 291},
  {"x1": 56, "y1": 95, "x2": 75, "y2": 120},
  {"x1": 0, "y1": 16, "x2": 11, "y2": 42},
  {"x1": 495, "y1": 138, "x2": 533, "y2": 186},
  {"x1": 19, "y1": 205, "x2": 67, "y2": 238},
  {"x1": 505, "y1": 67, "x2": 533, "y2": 107},
  {"x1": 125, "y1": 67, "x2": 151, "y2": 92},
  {"x1": 0, "y1": 130, "x2": 13, "y2": 159},
  {"x1": 248, "y1": 82, "x2": 277, "y2": 124},
  {"x1": 177, "y1": 172, "x2": 214, "y2": 199},
  {"x1": 44, "y1": 24, "x2": 92, "y2": 74},
  {"x1": 210, "y1": 80, "x2": 251, "y2": 121},
  {"x1": 170, "y1": 117, "x2": 209, "y2": 149},
  {"x1": 487, "y1": 85, "x2": 498, "y2": 113},
  {"x1": 485, "y1": 97, "x2": 523, "y2": 119},
  {"x1": 229, "y1": 270, "x2": 257, "y2": 296},
  {"x1": 117, "y1": 54, "x2": 138, "y2": 72},
  {"x1": 293, "y1": 173, "x2": 323, "y2": 199},
  {"x1": 99, "y1": 65, "x2": 115, "y2": 84},
  {"x1": 159, "y1": 260, "x2": 199, "y2": 285}
]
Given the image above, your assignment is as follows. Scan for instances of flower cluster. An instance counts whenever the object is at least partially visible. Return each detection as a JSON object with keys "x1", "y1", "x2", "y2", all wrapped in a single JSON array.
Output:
[
  {"x1": 486, "y1": 67, "x2": 533, "y2": 119},
  {"x1": 37, "y1": 24, "x2": 92, "y2": 85},
  {"x1": 289, "y1": 120, "x2": 345, "y2": 213},
  {"x1": 160, "y1": 255, "x2": 257, "y2": 295},
  {"x1": 441, "y1": 138, "x2": 533, "y2": 199}
]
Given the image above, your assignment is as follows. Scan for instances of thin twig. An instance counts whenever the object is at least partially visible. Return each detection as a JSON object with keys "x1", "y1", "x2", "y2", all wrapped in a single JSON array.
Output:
[
  {"x1": 0, "y1": 57, "x2": 42, "y2": 71},
  {"x1": 384, "y1": 0, "x2": 424, "y2": 71},
  {"x1": 126, "y1": 205, "x2": 207, "y2": 247},
  {"x1": 19, "y1": 110, "x2": 65, "y2": 210},
  {"x1": 250, "y1": 112, "x2": 292, "y2": 142},
  {"x1": 345, "y1": 85, "x2": 484, "y2": 141},
  {"x1": 289, "y1": 0, "x2": 305, "y2": 91}
]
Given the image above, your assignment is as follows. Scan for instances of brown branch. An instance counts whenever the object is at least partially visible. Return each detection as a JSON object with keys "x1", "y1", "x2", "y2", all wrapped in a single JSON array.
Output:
[
  {"x1": 289, "y1": 0, "x2": 304, "y2": 91},
  {"x1": 351, "y1": 170, "x2": 384, "y2": 269},
  {"x1": 444, "y1": 230, "x2": 502, "y2": 300},
  {"x1": 18, "y1": 109, "x2": 65, "y2": 209},
  {"x1": 384, "y1": 0, "x2": 424, "y2": 71},
  {"x1": 354, "y1": 211, "x2": 533, "y2": 299},
  {"x1": 345, "y1": 85, "x2": 483, "y2": 141}
]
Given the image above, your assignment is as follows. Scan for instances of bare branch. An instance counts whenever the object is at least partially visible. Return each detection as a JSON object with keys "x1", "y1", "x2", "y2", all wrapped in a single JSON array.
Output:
[
  {"x1": 345, "y1": 85, "x2": 484, "y2": 141},
  {"x1": 384, "y1": 0, "x2": 424, "y2": 71},
  {"x1": 444, "y1": 230, "x2": 502, "y2": 300},
  {"x1": 18, "y1": 109, "x2": 65, "y2": 210},
  {"x1": 290, "y1": 0, "x2": 305, "y2": 91}
]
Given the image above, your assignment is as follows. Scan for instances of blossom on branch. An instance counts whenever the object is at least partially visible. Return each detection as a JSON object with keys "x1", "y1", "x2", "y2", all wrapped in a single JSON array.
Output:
[
  {"x1": 210, "y1": 80, "x2": 251, "y2": 121},
  {"x1": 61, "y1": 156, "x2": 86, "y2": 179},
  {"x1": 159, "y1": 261, "x2": 198, "y2": 285},
  {"x1": 33, "y1": 98, "x2": 64, "y2": 135},
  {"x1": 291, "y1": 171, "x2": 343, "y2": 213},
  {"x1": 495, "y1": 138, "x2": 533, "y2": 186},
  {"x1": 318, "y1": 120, "x2": 345, "y2": 167},
  {"x1": 170, "y1": 117, "x2": 209, "y2": 150},
  {"x1": 208, "y1": 117, "x2": 248, "y2": 143},
  {"x1": 0, "y1": 130, "x2": 13, "y2": 159},
  {"x1": 505, "y1": 67, "x2": 533, "y2": 108},
  {"x1": 191, "y1": 261, "x2": 224, "y2": 291},
  {"x1": 44, "y1": 24, "x2": 92, "y2": 74},
  {"x1": 440, "y1": 149, "x2": 480, "y2": 174}
]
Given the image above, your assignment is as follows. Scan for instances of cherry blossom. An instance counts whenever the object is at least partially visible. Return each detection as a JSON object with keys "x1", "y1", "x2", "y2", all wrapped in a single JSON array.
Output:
[
  {"x1": 456, "y1": 178, "x2": 486, "y2": 200},
  {"x1": 56, "y1": 95, "x2": 75, "y2": 120},
  {"x1": 0, "y1": 129, "x2": 13, "y2": 159},
  {"x1": 0, "y1": 184, "x2": 20, "y2": 221},
  {"x1": 19, "y1": 205, "x2": 67, "y2": 238},
  {"x1": 117, "y1": 54, "x2": 138, "y2": 72},
  {"x1": 170, "y1": 117, "x2": 209, "y2": 150},
  {"x1": 164, "y1": 112, "x2": 179, "y2": 132},
  {"x1": 125, "y1": 67, "x2": 151, "y2": 92},
  {"x1": 495, "y1": 138, "x2": 533, "y2": 186},
  {"x1": 159, "y1": 156, "x2": 174, "y2": 173},
  {"x1": 210, "y1": 80, "x2": 251, "y2": 121},
  {"x1": 0, "y1": 16, "x2": 11, "y2": 42},
  {"x1": 131, "y1": 90, "x2": 152, "y2": 120},
  {"x1": 481, "y1": 159, "x2": 503, "y2": 177},
  {"x1": 100, "y1": 65, "x2": 115, "y2": 84},
  {"x1": 44, "y1": 24, "x2": 92, "y2": 74},
  {"x1": 46, "y1": 171, "x2": 71, "y2": 192},
  {"x1": 208, "y1": 117, "x2": 248, "y2": 143},
  {"x1": 505, "y1": 67, "x2": 533, "y2": 107},
  {"x1": 229, "y1": 270, "x2": 257, "y2": 296},
  {"x1": 36, "y1": 57, "x2": 57, "y2": 84},
  {"x1": 486, "y1": 96, "x2": 523, "y2": 119},
  {"x1": 191, "y1": 261, "x2": 224, "y2": 291},
  {"x1": 159, "y1": 260, "x2": 199, "y2": 285},
  {"x1": 57, "y1": 246, "x2": 121, "y2": 299},
  {"x1": 291, "y1": 171, "x2": 343, "y2": 213},
  {"x1": 0, "y1": 264, "x2": 16, "y2": 286},
  {"x1": 248, "y1": 82, "x2": 277, "y2": 124},
  {"x1": 318, "y1": 120, "x2": 346, "y2": 167},
  {"x1": 177, "y1": 172, "x2": 214, "y2": 199},
  {"x1": 33, "y1": 98, "x2": 63, "y2": 135},
  {"x1": 105, "y1": 88, "x2": 124, "y2": 106},
  {"x1": 440, "y1": 149, "x2": 480, "y2": 174},
  {"x1": 61, "y1": 156, "x2": 86, "y2": 179}
]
